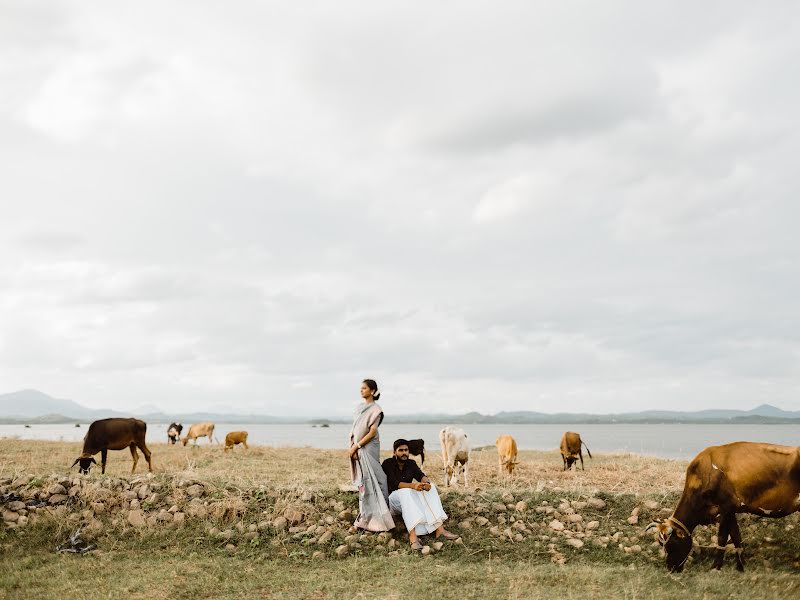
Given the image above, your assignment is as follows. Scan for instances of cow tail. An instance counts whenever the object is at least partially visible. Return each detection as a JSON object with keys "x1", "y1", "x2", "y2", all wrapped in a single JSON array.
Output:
[{"x1": 582, "y1": 441, "x2": 592, "y2": 459}]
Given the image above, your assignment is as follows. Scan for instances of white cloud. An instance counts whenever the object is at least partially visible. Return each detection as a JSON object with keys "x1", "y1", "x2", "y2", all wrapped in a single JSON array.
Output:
[{"x1": 1, "y1": 1, "x2": 799, "y2": 416}]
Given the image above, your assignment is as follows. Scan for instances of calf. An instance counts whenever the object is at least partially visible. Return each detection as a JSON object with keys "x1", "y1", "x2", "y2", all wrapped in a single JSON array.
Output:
[
  {"x1": 647, "y1": 441, "x2": 800, "y2": 572},
  {"x1": 182, "y1": 422, "x2": 216, "y2": 446},
  {"x1": 559, "y1": 431, "x2": 591, "y2": 471},
  {"x1": 71, "y1": 418, "x2": 152, "y2": 474},
  {"x1": 439, "y1": 426, "x2": 470, "y2": 486},
  {"x1": 167, "y1": 422, "x2": 183, "y2": 445},
  {"x1": 224, "y1": 431, "x2": 249, "y2": 452},
  {"x1": 496, "y1": 435, "x2": 519, "y2": 475},
  {"x1": 406, "y1": 438, "x2": 426, "y2": 465}
]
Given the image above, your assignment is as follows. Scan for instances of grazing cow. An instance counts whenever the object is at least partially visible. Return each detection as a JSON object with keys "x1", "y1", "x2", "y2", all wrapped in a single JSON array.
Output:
[
  {"x1": 71, "y1": 418, "x2": 152, "y2": 475},
  {"x1": 406, "y1": 438, "x2": 426, "y2": 465},
  {"x1": 647, "y1": 442, "x2": 800, "y2": 572},
  {"x1": 439, "y1": 426, "x2": 470, "y2": 487},
  {"x1": 182, "y1": 422, "x2": 217, "y2": 446},
  {"x1": 496, "y1": 435, "x2": 519, "y2": 475},
  {"x1": 559, "y1": 431, "x2": 592, "y2": 471},
  {"x1": 224, "y1": 431, "x2": 249, "y2": 452},
  {"x1": 167, "y1": 422, "x2": 183, "y2": 445}
]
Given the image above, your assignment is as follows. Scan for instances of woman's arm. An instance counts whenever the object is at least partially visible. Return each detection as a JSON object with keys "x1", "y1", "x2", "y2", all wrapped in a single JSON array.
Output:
[{"x1": 348, "y1": 424, "x2": 379, "y2": 458}]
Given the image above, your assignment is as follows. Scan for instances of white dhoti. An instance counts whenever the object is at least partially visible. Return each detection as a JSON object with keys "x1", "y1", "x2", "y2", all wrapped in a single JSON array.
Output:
[{"x1": 388, "y1": 484, "x2": 448, "y2": 535}]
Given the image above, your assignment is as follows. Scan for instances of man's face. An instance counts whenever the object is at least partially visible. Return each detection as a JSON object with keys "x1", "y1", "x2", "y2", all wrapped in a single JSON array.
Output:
[{"x1": 394, "y1": 445, "x2": 409, "y2": 461}]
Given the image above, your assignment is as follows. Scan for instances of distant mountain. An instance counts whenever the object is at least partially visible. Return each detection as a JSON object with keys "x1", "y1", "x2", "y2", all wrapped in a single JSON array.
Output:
[
  {"x1": 0, "y1": 389, "x2": 127, "y2": 419},
  {"x1": 1, "y1": 389, "x2": 798, "y2": 425}
]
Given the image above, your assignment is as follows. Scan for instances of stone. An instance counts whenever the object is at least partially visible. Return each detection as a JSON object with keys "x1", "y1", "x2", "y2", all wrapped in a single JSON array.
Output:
[
  {"x1": 585, "y1": 521, "x2": 600, "y2": 531},
  {"x1": 459, "y1": 520, "x2": 473, "y2": 529},
  {"x1": 137, "y1": 485, "x2": 150, "y2": 500},
  {"x1": 245, "y1": 532, "x2": 258, "y2": 541},
  {"x1": 257, "y1": 521, "x2": 270, "y2": 531},
  {"x1": 497, "y1": 515, "x2": 506, "y2": 525},
  {"x1": 248, "y1": 523, "x2": 258, "y2": 532},
  {"x1": 627, "y1": 515, "x2": 639, "y2": 525},
  {"x1": 173, "y1": 512, "x2": 185, "y2": 526},
  {"x1": 421, "y1": 545, "x2": 431, "y2": 556},
  {"x1": 338, "y1": 510, "x2": 353, "y2": 522},
  {"x1": 377, "y1": 532, "x2": 392, "y2": 543},
  {"x1": 17, "y1": 515, "x2": 29, "y2": 527},
  {"x1": 492, "y1": 502, "x2": 507, "y2": 513},
  {"x1": 7, "y1": 501, "x2": 25, "y2": 512},
  {"x1": 91, "y1": 502, "x2": 106, "y2": 514},
  {"x1": 49, "y1": 484, "x2": 67, "y2": 496},
  {"x1": 284, "y1": 508, "x2": 304, "y2": 525},
  {"x1": 317, "y1": 531, "x2": 333, "y2": 545},
  {"x1": 515, "y1": 501, "x2": 528, "y2": 512},
  {"x1": 630, "y1": 545, "x2": 642, "y2": 554},
  {"x1": 335, "y1": 544, "x2": 349, "y2": 557},
  {"x1": 549, "y1": 520, "x2": 565, "y2": 532},
  {"x1": 169, "y1": 505, "x2": 179, "y2": 514},
  {"x1": 489, "y1": 526, "x2": 501, "y2": 537},
  {"x1": 128, "y1": 510, "x2": 146, "y2": 528},
  {"x1": 475, "y1": 516, "x2": 489, "y2": 527},
  {"x1": 567, "y1": 514, "x2": 583, "y2": 523},
  {"x1": 48, "y1": 494, "x2": 68, "y2": 505},
  {"x1": 156, "y1": 511, "x2": 173, "y2": 523},
  {"x1": 324, "y1": 516, "x2": 335, "y2": 525},
  {"x1": 566, "y1": 538, "x2": 584, "y2": 549},
  {"x1": 513, "y1": 533, "x2": 524, "y2": 542},
  {"x1": 2, "y1": 510, "x2": 19, "y2": 523},
  {"x1": 312, "y1": 551, "x2": 324, "y2": 559},
  {"x1": 572, "y1": 501, "x2": 588, "y2": 510},
  {"x1": 631, "y1": 507, "x2": 641, "y2": 517},
  {"x1": 186, "y1": 485, "x2": 204, "y2": 498},
  {"x1": 187, "y1": 505, "x2": 207, "y2": 519},
  {"x1": 587, "y1": 498, "x2": 606, "y2": 510},
  {"x1": 273, "y1": 516, "x2": 288, "y2": 531},
  {"x1": 68, "y1": 485, "x2": 81, "y2": 497},
  {"x1": 644, "y1": 500, "x2": 660, "y2": 511},
  {"x1": 432, "y1": 541, "x2": 444, "y2": 551},
  {"x1": 225, "y1": 543, "x2": 237, "y2": 554}
]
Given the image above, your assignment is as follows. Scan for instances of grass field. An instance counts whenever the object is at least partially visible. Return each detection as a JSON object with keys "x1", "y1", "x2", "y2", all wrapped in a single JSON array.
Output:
[{"x1": 1, "y1": 439, "x2": 798, "y2": 599}]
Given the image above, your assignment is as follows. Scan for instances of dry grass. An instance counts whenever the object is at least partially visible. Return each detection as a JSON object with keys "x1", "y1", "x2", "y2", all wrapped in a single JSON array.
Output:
[
  {"x1": 0, "y1": 438, "x2": 686, "y2": 495},
  {"x1": 2, "y1": 439, "x2": 798, "y2": 600}
]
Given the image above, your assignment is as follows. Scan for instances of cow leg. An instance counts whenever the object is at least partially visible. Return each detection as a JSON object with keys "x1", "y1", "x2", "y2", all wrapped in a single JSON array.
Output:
[
  {"x1": 139, "y1": 441, "x2": 153, "y2": 472},
  {"x1": 101, "y1": 449, "x2": 108, "y2": 474},
  {"x1": 562, "y1": 455, "x2": 567, "y2": 471},
  {"x1": 712, "y1": 514, "x2": 732, "y2": 570},
  {"x1": 729, "y1": 515, "x2": 745, "y2": 572},
  {"x1": 243, "y1": 441, "x2": 248, "y2": 450},
  {"x1": 129, "y1": 443, "x2": 139, "y2": 473},
  {"x1": 579, "y1": 450, "x2": 585, "y2": 471},
  {"x1": 464, "y1": 462, "x2": 469, "y2": 487}
]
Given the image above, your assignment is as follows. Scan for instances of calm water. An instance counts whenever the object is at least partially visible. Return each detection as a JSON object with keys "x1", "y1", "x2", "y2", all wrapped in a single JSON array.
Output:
[{"x1": 1, "y1": 422, "x2": 797, "y2": 460}]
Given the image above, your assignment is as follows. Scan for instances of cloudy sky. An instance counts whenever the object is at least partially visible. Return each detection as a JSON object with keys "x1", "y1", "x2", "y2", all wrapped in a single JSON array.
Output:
[{"x1": 1, "y1": 2, "x2": 799, "y2": 417}]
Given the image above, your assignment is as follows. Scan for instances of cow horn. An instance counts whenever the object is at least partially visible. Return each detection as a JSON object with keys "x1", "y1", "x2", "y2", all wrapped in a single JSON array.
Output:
[{"x1": 644, "y1": 521, "x2": 660, "y2": 532}]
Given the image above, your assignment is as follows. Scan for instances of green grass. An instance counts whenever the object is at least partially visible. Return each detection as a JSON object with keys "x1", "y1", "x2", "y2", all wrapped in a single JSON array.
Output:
[{"x1": 1, "y1": 441, "x2": 799, "y2": 599}]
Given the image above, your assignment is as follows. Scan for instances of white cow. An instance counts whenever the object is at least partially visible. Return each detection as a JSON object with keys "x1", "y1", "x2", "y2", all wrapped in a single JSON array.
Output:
[{"x1": 439, "y1": 426, "x2": 470, "y2": 487}]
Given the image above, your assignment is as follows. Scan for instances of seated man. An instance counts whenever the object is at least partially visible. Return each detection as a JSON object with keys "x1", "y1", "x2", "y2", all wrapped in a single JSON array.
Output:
[{"x1": 381, "y1": 438, "x2": 459, "y2": 550}]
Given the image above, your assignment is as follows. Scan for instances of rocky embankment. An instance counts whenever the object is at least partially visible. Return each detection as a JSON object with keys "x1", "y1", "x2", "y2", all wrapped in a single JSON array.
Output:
[{"x1": 0, "y1": 472, "x2": 748, "y2": 566}]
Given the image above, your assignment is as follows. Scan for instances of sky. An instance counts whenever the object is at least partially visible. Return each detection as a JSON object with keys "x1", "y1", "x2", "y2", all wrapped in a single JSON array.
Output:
[{"x1": 1, "y1": 1, "x2": 799, "y2": 417}]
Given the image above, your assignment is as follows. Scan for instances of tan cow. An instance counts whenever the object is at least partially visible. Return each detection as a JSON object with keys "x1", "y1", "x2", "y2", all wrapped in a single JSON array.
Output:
[
  {"x1": 647, "y1": 442, "x2": 800, "y2": 572},
  {"x1": 182, "y1": 422, "x2": 216, "y2": 446},
  {"x1": 224, "y1": 431, "x2": 249, "y2": 452},
  {"x1": 559, "y1": 431, "x2": 592, "y2": 471},
  {"x1": 496, "y1": 435, "x2": 518, "y2": 475}
]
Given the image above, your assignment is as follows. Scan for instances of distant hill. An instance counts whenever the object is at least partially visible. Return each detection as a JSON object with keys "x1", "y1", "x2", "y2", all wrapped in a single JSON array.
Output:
[{"x1": 0, "y1": 389, "x2": 798, "y2": 425}]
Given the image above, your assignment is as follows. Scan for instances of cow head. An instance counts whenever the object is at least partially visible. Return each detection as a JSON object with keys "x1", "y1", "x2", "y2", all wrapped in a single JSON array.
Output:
[
  {"x1": 71, "y1": 455, "x2": 97, "y2": 474},
  {"x1": 647, "y1": 519, "x2": 692, "y2": 572},
  {"x1": 563, "y1": 453, "x2": 579, "y2": 470},
  {"x1": 181, "y1": 436, "x2": 189, "y2": 446}
]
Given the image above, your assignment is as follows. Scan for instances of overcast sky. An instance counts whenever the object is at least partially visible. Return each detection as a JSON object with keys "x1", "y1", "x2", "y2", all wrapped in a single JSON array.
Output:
[{"x1": 1, "y1": 2, "x2": 799, "y2": 417}]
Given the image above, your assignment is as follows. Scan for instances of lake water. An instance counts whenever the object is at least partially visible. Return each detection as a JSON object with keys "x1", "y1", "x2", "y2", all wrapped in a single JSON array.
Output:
[{"x1": 1, "y1": 422, "x2": 797, "y2": 460}]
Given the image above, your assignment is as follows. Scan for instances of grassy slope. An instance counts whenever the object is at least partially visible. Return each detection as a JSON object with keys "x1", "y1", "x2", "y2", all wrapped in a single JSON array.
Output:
[{"x1": 1, "y1": 440, "x2": 798, "y2": 599}]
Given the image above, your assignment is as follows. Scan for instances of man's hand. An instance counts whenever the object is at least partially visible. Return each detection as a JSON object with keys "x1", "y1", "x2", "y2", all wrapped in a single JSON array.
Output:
[
  {"x1": 413, "y1": 482, "x2": 431, "y2": 492},
  {"x1": 348, "y1": 446, "x2": 359, "y2": 460}
]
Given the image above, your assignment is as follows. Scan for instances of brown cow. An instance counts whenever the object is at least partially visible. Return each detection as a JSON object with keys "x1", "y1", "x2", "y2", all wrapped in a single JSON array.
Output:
[
  {"x1": 559, "y1": 431, "x2": 592, "y2": 471},
  {"x1": 647, "y1": 442, "x2": 800, "y2": 572},
  {"x1": 224, "y1": 431, "x2": 249, "y2": 452},
  {"x1": 182, "y1": 422, "x2": 216, "y2": 446},
  {"x1": 496, "y1": 435, "x2": 518, "y2": 475},
  {"x1": 71, "y1": 418, "x2": 152, "y2": 474}
]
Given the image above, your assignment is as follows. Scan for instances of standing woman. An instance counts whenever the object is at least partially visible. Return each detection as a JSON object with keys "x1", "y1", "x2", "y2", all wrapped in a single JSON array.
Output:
[{"x1": 349, "y1": 379, "x2": 394, "y2": 532}]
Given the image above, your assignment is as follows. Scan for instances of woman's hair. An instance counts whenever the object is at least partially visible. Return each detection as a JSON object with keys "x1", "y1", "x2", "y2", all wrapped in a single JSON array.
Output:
[{"x1": 363, "y1": 379, "x2": 380, "y2": 400}]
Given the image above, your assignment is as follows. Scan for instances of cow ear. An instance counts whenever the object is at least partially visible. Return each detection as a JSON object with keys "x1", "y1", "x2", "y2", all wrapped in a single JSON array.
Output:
[
  {"x1": 71, "y1": 458, "x2": 80, "y2": 468},
  {"x1": 674, "y1": 528, "x2": 686, "y2": 539},
  {"x1": 90, "y1": 457, "x2": 97, "y2": 465}
]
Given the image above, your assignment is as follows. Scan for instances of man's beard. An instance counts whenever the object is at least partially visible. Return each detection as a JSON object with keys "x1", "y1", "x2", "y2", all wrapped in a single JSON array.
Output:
[{"x1": 397, "y1": 455, "x2": 408, "y2": 462}]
